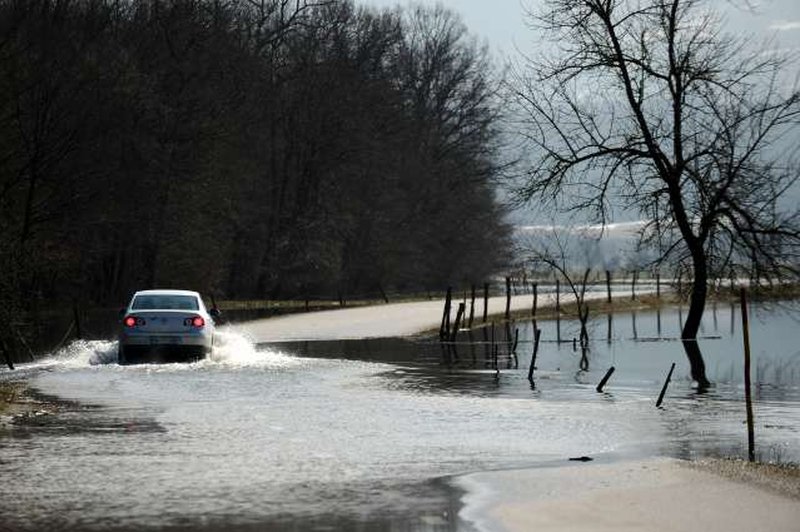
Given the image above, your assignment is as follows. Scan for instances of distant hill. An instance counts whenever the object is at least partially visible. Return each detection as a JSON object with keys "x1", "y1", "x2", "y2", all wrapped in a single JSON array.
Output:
[{"x1": 513, "y1": 221, "x2": 659, "y2": 271}]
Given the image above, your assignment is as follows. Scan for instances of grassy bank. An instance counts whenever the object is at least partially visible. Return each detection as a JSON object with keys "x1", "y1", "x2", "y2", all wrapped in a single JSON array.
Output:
[
  {"x1": 0, "y1": 380, "x2": 36, "y2": 424},
  {"x1": 505, "y1": 282, "x2": 800, "y2": 325},
  {"x1": 0, "y1": 380, "x2": 26, "y2": 416}
]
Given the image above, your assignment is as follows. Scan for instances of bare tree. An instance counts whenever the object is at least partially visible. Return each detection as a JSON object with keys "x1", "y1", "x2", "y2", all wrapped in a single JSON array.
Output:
[
  {"x1": 520, "y1": 227, "x2": 597, "y2": 347},
  {"x1": 0, "y1": 0, "x2": 511, "y2": 360},
  {"x1": 512, "y1": 0, "x2": 800, "y2": 387}
]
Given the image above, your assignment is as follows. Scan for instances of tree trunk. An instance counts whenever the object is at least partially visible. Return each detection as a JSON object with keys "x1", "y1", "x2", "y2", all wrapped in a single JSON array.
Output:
[{"x1": 681, "y1": 251, "x2": 711, "y2": 388}]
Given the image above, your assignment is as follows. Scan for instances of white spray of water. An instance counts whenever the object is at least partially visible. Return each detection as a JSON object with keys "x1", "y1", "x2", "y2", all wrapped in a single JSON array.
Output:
[
  {"x1": 30, "y1": 339, "x2": 120, "y2": 369},
  {"x1": 29, "y1": 326, "x2": 296, "y2": 371},
  {"x1": 203, "y1": 326, "x2": 300, "y2": 369}
]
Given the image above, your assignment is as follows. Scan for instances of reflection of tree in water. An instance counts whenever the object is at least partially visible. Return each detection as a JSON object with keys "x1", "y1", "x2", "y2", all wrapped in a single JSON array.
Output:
[
  {"x1": 579, "y1": 345, "x2": 589, "y2": 372},
  {"x1": 574, "y1": 345, "x2": 591, "y2": 383}
]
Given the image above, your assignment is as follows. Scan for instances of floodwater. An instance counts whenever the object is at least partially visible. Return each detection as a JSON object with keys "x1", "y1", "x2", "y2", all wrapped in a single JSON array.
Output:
[{"x1": 1, "y1": 303, "x2": 799, "y2": 531}]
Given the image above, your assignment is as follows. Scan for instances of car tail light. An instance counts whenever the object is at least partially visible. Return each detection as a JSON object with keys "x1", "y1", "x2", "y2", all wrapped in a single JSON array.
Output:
[
  {"x1": 124, "y1": 316, "x2": 145, "y2": 327},
  {"x1": 185, "y1": 316, "x2": 205, "y2": 328}
]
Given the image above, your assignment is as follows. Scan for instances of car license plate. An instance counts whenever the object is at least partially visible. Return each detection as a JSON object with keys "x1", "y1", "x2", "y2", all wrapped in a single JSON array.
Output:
[{"x1": 149, "y1": 336, "x2": 182, "y2": 345}]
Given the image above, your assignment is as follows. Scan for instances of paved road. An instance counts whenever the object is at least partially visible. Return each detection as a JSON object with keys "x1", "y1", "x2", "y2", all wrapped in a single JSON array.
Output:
[
  {"x1": 237, "y1": 294, "x2": 554, "y2": 342},
  {"x1": 237, "y1": 291, "x2": 624, "y2": 343}
]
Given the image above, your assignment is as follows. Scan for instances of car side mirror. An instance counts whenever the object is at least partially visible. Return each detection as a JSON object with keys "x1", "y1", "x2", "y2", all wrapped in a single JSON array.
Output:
[
  {"x1": 210, "y1": 308, "x2": 221, "y2": 320},
  {"x1": 118, "y1": 308, "x2": 126, "y2": 319}
]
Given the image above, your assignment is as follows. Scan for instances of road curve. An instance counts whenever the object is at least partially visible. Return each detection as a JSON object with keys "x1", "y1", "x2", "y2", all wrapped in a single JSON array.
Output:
[{"x1": 237, "y1": 291, "x2": 621, "y2": 343}]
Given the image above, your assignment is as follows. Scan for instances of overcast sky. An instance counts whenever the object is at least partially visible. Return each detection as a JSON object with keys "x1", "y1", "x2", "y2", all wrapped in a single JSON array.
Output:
[
  {"x1": 359, "y1": 0, "x2": 800, "y2": 226},
  {"x1": 358, "y1": 0, "x2": 800, "y2": 60}
]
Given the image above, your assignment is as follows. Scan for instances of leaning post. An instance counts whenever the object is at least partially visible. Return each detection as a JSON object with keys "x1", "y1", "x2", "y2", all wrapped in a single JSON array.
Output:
[
  {"x1": 528, "y1": 328, "x2": 542, "y2": 381},
  {"x1": 451, "y1": 303, "x2": 465, "y2": 343},
  {"x1": 656, "y1": 362, "x2": 676, "y2": 407},
  {"x1": 596, "y1": 367, "x2": 615, "y2": 392}
]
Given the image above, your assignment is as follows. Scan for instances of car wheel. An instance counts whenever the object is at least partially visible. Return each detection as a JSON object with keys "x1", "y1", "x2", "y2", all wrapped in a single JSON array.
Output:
[{"x1": 118, "y1": 345, "x2": 127, "y2": 365}]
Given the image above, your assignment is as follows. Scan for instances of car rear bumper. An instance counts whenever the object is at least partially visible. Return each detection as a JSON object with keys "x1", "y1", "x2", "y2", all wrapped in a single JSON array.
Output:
[
  {"x1": 119, "y1": 330, "x2": 212, "y2": 346},
  {"x1": 118, "y1": 332, "x2": 213, "y2": 365},
  {"x1": 118, "y1": 344, "x2": 210, "y2": 365}
]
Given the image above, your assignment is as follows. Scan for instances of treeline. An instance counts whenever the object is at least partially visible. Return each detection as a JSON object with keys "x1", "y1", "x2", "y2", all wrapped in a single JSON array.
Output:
[{"x1": 0, "y1": 0, "x2": 510, "y2": 350}]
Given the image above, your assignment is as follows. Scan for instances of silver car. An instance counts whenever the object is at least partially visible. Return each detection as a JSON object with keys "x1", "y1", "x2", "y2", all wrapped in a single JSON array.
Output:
[{"x1": 118, "y1": 289, "x2": 219, "y2": 364}]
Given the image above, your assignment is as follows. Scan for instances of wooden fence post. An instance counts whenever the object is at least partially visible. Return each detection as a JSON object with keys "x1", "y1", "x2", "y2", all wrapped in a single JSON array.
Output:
[
  {"x1": 656, "y1": 271, "x2": 661, "y2": 299},
  {"x1": 741, "y1": 288, "x2": 755, "y2": 462},
  {"x1": 378, "y1": 284, "x2": 390, "y2": 304},
  {"x1": 440, "y1": 287, "x2": 453, "y2": 340},
  {"x1": 483, "y1": 283, "x2": 489, "y2": 323},
  {"x1": 468, "y1": 284, "x2": 476, "y2": 328},
  {"x1": 505, "y1": 276, "x2": 511, "y2": 321},
  {"x1": 451, "y1": 302, "x2": 465, "y2": 343}
]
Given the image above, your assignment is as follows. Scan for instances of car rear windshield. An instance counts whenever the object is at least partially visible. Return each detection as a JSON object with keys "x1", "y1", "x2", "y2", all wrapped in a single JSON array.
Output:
[{"x1": 132, "y1": 295, "x2": 199, "y2": 311}]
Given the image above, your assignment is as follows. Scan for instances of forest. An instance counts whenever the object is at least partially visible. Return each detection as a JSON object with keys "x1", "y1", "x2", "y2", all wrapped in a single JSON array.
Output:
[{"x1": 0, "y1": 0, "x2": 511, "y2": 354}]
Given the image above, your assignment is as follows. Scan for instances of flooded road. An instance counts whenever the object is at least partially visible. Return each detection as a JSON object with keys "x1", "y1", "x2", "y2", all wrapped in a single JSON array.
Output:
[{"x1": 1, "y1": 303, "x2": 799, "y2": 531}]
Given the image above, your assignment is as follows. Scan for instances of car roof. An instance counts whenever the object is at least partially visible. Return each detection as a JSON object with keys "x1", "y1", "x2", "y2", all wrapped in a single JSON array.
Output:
[{"x1": 133, "y1": 289, "x2": 201, "y2": 297}]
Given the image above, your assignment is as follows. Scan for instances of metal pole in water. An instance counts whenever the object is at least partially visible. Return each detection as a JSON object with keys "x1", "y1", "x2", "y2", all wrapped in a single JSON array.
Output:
[{"x1": 740, "y1": 288, "x2": 756, "y2": 462}]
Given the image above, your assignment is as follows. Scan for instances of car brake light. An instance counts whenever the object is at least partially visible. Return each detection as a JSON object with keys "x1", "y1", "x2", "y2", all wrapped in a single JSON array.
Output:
[
  {"x1": 124, "y1": 316, "x2": 145, "y2": 327},
  {"x1": 184, "y1": 316, "x2": 205, "y2": 328}
]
